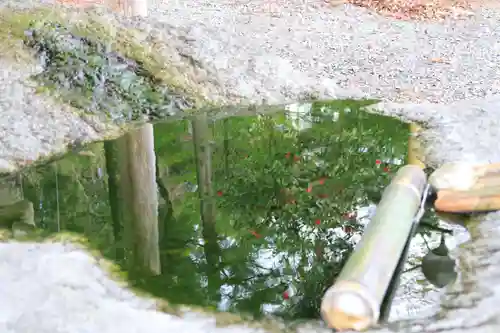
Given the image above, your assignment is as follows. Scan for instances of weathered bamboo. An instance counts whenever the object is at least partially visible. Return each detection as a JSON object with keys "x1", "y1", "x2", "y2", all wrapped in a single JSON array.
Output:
[
  {"x1": 408, "y1": 123, "x2": 425, "y2": 169},
  {"x1": 321, "y1": 165, "x2": 427, "y2": 331}
]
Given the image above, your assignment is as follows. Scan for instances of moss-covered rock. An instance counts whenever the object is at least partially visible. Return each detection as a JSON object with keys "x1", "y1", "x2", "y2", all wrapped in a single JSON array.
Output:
[
  {"x1": 0, "y1": 3, "x2": 233, "y2": 175},
  {"x1": 0, "y1": 4, "x2": 219, "y2": 120}
]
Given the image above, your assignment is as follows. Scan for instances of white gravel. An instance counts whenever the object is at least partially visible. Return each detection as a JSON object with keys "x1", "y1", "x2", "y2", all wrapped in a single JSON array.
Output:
[{"x1": 147, "y1": 0, "x2": 500, "y2": 104}]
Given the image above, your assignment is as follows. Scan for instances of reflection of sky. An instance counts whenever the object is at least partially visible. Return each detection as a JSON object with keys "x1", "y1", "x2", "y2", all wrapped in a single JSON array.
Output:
[{"x1": 390, "y1": 222, "x2": 470, "y2": 321}]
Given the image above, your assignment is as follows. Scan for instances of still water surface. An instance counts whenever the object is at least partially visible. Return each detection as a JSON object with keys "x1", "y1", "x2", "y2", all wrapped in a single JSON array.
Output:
[{"x1": 0, "y1": 100, "x2": 458, "y2": 323}]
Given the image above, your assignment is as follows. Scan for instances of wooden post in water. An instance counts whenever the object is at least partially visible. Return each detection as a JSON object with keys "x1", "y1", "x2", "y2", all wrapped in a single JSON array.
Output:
[
  {"x1": 100, "y1": 0, "x2": 159, "y2": 275},
  {"x1": 117, "y1": 0, "x2": 160, "y2": 276},
  {"x1": 57, "y1": 0, "x2": 159, "y2": 274},
  {"x1": 321, "y1": 165, "x2": 427, "y2": 331},
  {"x1": 192, "y1": 114, "x2": 222, "y2": 302},
  {"x1": 118, "y1": 125, "x2": 161, "y2": 276}
]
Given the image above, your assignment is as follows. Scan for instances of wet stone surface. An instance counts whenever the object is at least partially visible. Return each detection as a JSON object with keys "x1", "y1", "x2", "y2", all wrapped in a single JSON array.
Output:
[{"x1": 0, "y1": 100, "x2": 454, "y2": 326}]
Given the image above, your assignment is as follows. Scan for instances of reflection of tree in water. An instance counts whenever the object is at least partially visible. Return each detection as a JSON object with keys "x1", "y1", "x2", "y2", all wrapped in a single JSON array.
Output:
[
  {"x1": 0, "y1": 174, "x2": 35, "y2": 236},
  {"x1": 209, "y1": 101, "x2": 409, "y2": 319},
  {"x1": 21, "y1": 155, "x2": 109, "y2": 238},
  {"x1": 14, "y1": 100, "x2": 421, "y2": 322}
]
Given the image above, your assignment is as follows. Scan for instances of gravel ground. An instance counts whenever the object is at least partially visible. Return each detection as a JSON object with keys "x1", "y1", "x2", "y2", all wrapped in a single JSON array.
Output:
[
  {"x1": 148, "y1": 0, "x2": 500, "y2": 104},
  {"x1": 3, "y1": 0, "x2": 499, "y2": 168}
]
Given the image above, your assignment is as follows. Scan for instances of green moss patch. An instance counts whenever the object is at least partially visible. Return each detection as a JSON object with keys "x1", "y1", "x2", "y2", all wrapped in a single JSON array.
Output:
[{"x1": 0, "y1": 5, "x2": 214, "y2": 121}]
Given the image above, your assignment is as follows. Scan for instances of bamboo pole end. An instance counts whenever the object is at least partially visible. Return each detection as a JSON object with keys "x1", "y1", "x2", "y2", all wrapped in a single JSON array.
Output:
[{"x1": 321, "y1": 283, "x2": 378, "y2": 332}]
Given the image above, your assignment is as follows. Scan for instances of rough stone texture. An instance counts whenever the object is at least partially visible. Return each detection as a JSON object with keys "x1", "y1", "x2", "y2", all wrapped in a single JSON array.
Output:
[
  {"x1": 370, "y1": 97, "x2": 500, "y2": 167},
  {"x1": 1, "y1": 0, "x2": 500, "y2": 332},
  {"x1": 147, "y1": 0, "x2": 500, "y2": 104},
  {"x1": 0, "y1": 242, "x2": 269, "y2": 333},
  {"x1": 0, "y1": 59, "x2": 109, "y2": 173},
  {"x1": 3, "y1": 0, "x2": 500, "y2": 170}
]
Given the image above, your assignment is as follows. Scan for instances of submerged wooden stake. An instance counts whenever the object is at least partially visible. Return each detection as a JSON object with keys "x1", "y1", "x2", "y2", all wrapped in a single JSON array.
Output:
[{"x1": 321, "y1": 165, "x2": 427, "y2": 331}]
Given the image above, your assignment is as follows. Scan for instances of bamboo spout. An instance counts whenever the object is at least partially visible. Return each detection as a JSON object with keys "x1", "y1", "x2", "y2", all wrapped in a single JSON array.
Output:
[{"x1": 321, "y1": 165, "x2": 427, "y2": 331}]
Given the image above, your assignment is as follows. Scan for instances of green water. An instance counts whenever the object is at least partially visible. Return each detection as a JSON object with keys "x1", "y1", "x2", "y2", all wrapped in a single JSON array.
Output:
[{"x1": 0, "y1": 100, "x2": 436, "y2": 321}]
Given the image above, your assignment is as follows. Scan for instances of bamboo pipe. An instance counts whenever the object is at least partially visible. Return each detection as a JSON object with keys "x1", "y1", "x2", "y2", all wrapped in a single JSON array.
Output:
[{"x1": 321, "y1": 165, "x2": 427, "y2": 331}]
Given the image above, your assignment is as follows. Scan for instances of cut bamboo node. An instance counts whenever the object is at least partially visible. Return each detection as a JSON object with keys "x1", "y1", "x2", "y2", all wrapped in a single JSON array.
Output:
[
  {"x1": 321, "y1": 282, "x2": 378, "y2": 332},
  {"x1": 321, "y1": 165, "x2": 426, "y2": 330}
]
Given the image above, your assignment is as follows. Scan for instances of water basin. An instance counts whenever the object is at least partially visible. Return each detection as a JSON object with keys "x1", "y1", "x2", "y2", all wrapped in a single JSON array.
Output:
[{"x1": 0, "y1": 99, "x2": 459, "y2": 325}]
